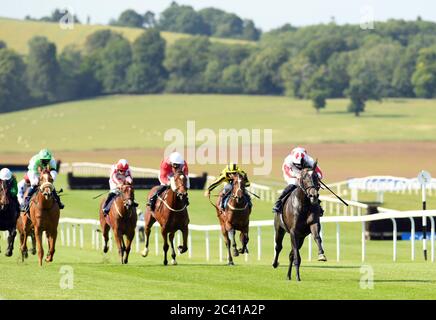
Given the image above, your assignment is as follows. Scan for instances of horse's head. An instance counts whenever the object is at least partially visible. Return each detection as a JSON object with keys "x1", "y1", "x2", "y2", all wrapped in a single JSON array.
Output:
[
  {"x1": 39, "y1": 169, "x2": 54, "y2": 200},
  {"x1": 120, "y1": 182, "x2": 135, "y2": 210},
  {"x1": 299, "y1": 161, "x2": 320, "y2": 205},
  {"x1": 230, "y1": 172, "x2": 246, "y2": 205},
  {"x1": 170, "y1": 169, "x2": 188, "y2": 201},
  {"x1": 0, "y1": 180, "x2": 10, "y2": 210}
]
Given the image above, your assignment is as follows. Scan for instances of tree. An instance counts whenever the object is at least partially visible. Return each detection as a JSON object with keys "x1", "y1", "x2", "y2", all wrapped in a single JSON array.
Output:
[
  {"x1": 304, "y1": 66, "x2": 330, "y2": 113},
  {"x1": 165, "y1": 36, "x2": 211, "y2": 92},
  {"x1": 84, "y1": 30, "x2": 124, "y2": 55},
  {"x1": 26, "y1": 36, "x2": 59, "y2": 103},
  {"x1": 242, "y1": 20, "x2": 261, "y2": 41},
  {"x1": 346, "y1": 66, "x2": 380, "y2": 116},
  {"x1": 411, "y1": 47, "x2": 436, "y2": 98},
  {"x1": 127, "y1": 29, "x2": 167, "y2": 93},
  {"x1": 159, "y1": 2, "x2": 210, "y2": 35},
  {"x1": 112, "y1": 9, "x2": 144, "y2": 28},
  {"x1": 280, "y1": 55, "x2": 316, "y2": 98},
  {"x1": 0, "y1": 49, "x2": 29, "y2": 112},
  {"x1": 0, "y1": 41, "x2": 6, "y2": 49},
  {"x1": 242, "y1": 47, "x2": 288, "y2": 94},
  {"x1": 144, "y1": 11, "x2": 157, "y2": 28},
  {"x1": 310, "y1": 90, "x2": 327, "y2": 113}
]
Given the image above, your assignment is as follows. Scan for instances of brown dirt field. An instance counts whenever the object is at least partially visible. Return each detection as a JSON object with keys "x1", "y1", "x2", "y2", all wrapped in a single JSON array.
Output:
[{"x1": 3, "y1": 141, "x2": 435, "y2": 184}]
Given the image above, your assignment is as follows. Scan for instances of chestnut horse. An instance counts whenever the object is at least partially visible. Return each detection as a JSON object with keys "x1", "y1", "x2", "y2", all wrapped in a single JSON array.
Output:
[
  {"x1": 141, "y1": 169, "x2": 189, "y2": 265},
  {"x1": 0, "y1": 179, "x2": 19, "y2": 257},
  {"x1": 272, "y1": 163, "x2": 326, "y2": 281},
  {"x1": 16, "y1": 211, "x2": 37, "y2": 261},
  {"x1": 215, "y1": 173, "x2": 251, "y2": 265},
  {"x1": 30, "y1": 169, "x2": 60, "y2": 266},
  {"x1": 99, "y1": 182, "x2": 137, "y2": 264}
]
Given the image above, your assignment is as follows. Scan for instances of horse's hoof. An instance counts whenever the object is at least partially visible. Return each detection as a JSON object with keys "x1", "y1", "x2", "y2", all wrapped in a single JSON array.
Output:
[
  {"x1": 272, "y1": 261, "x2": 279, "y2": 269},
  {"x1": 31, "y1": 249, "x2": 36, "y2": 255},
  {"x1": 24, "y1": 251, "x2": 28, "y2": 259},
  {"x1": 178, "y1": 246, "x2": 187, "y2": 254},
  {"x1": 233, "y1": 250, "x2": 239, "y2": 257},
  {"x1": 103, "y1": 247, "x2": 109, "y2": 254},
  {"x1": 5, "y1": 250, "x2": 12, "y2": 257},
  {"x1": 164, "y1": 260, "x2": 168, "y2": 266},
  {"x1": 141, "y1": 248, "x2": 149, "y2": 257},
  {"x1": 318, "y1": 254, "x2": 327, "y2": 262},
  {"x1": 228, "y1": 261, "x2": 234, "y2": 266},
  {"x1": 171, "y1": 259, "x2": 177, "y2": 265}
]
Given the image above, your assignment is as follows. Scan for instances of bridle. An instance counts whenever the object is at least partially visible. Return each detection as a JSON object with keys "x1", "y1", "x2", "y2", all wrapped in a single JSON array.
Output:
[
  {"x1": 298, "y1": 169, "x2": 320, "y2": 202},
  {"x1": 158, "y1": 170, "x2": 188, "y2": 213},
  {"x1": 227, "y1": 173, "x2": 248, "y2": 211}
]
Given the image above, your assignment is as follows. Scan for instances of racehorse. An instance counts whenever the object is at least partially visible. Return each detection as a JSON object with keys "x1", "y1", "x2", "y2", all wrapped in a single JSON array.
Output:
[
  {"x1": 272, "y1": 162, "x2": 326, "y2": 281},
  {"x1": 30, "y1": 169, "x2": 60, "y2": 266},
  {"x1": 0, "y1": 179, "x2": 19, "y2": 257},
  {"x1": 99, "y1": 182, "x2": 137, "y2": 264},
  {"x1": 215, "y1": 172, "x2": 251, "y2": 265},
  {"x1": 16, "y1": 210, "x2": 37, "y2": 261},
  {"x1": 141, "y1": 169, "x2": 189, "y2": 265}
]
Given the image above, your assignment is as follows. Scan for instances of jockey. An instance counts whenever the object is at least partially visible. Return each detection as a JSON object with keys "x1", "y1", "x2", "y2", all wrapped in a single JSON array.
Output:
[
  {"x1": 0, "y1": 168, "x2": 20, "y2": 211},
  {"x1": 102, "y1": 159, "x2": 138, "y2": 215},
  {"x1": 22, "y1": 149, "x2": 64, "y2": 212},
  {"x1": 17, "y1": 173, "x2": 31, "y2": 207},
  {"x1": 147, "y1": 152, "x2": 190, "y2": 212},
  {"x1": 272, "y1": 147, "x2": 324, "y2": 215},
  {"x1": 204, "y1": 163, "x2": 252, "y2": 211}
]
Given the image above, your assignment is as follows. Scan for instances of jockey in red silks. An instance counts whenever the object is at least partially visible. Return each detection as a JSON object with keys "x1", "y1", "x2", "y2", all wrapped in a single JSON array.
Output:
[
  {"x1": 103, "y1": 159, "x2": 138, "y2": 215},
  {"x1": 272, "y1": 147, "x2": 324, "y2": 215},
  {"x1": 147, "y1": 152, "x2": 190, "y2": 212}
]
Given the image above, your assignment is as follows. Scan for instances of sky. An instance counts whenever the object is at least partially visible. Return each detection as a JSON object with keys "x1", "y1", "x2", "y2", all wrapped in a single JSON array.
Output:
[{"x1": 2, "y1": 0, "x2": 436, "y2": 31}]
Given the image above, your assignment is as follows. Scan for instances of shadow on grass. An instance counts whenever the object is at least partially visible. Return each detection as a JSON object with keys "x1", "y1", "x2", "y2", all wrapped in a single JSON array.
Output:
[{"x1": 372, "y1": 279, "x2": 435, "y2": 283}]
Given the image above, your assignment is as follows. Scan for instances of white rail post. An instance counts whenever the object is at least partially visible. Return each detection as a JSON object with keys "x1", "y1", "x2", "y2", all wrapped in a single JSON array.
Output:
[
  {"x1": 95, "y1": 229, "x2": 99, "y2": 250},
  {"x1": 336, "y1": 223, "x2": 340, "y2": 262},
  {"x1": 135, "y1": 226, "x2": 140, "y2": 253},
  {"x1": 205, "y1": 230, "x2": 210, "y2": 262},
  {"x1": 361, "y1": 222, "x2": 366, "y2": 262},
  {"x1": 66, "y1": 225, "x2": 70, "y2": 247},
  {"x1": 60, "y1": 224, "x2": 65, "y2": 246},
  {"x1": 430, "y1": 216, "x2": 435, "y2": 262},
  {"x1": 409, "y1": 217, "x2": 415, "y2": 261},
  {"x1": 219, "y1": 234, "x2": 223, "y2": 262},
  {"x1": 391, "y1": 218, "x2": 397, "y2": 262},
  {"x1": 72, "y1": 224, "x2": 76, "y2": 247},
  {"x1": 79, "y1": 225, "x2": 84, "y2": 249},
  {"x1": 155, "y1": 225, "x2": 159, "y2": 256},
  {"x1": 188, "y1": 232, "x2": 192, "y2": 259},
  {"x1": 91, "y1": 227, "x2": 95, "y2": 249},
  {"x1": 308, "y1": 234, "x2": 312, "y2": 261},
  {"x1": 257, "y1": 226, "x2": 261, "y2": 261}
]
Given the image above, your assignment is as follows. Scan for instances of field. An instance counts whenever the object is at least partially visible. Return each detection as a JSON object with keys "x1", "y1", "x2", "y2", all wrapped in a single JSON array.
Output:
[
  {"x1": 0, "y1": 18, "x2": 255, "y2": 54},
  {"x1": 0, "y1": 94, "x2": 436, "y2": 300}
]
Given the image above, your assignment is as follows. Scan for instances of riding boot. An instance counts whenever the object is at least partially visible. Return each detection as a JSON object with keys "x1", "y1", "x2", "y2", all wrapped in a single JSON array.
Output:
[
  {"x1": 53, "y1": 189, "x2": 64, "y2": 209},
  {"x1": 22, "y1": 186, "x2": 36, "y2": 213},
  {"x1": 103, "y1": 192, "x2": 117, "y2": 215},
  {"x1": 272, "y1": 184, "x2": 296, "y2": 214},
  {"x1": 147, "y1": 185, "x2": 167, "y2": 211}
]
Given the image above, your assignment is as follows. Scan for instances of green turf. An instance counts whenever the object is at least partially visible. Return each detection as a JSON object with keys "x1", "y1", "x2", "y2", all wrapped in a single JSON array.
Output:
[
  {"x1": 1, "y1": 174, "x2": 435, "y2": 300},
  {"x1": 0, "y1": 18, "x2": 255, "y2": 55},
  {"x1": 1, "y1": 95, "x2": 436, "y2": 153}
]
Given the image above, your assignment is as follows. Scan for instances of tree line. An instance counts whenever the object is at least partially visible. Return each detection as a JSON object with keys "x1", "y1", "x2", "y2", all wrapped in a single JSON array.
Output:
[{"x1": 2, "y1": 19, "x2": 436, "y2": 115}]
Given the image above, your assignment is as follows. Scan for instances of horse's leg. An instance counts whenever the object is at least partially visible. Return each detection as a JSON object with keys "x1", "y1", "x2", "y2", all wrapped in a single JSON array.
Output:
[
  {"x1": 310, "y1": 222, "x2": 327, "y2": 262},
  {"x1": 289, "y1": 231, "x2": 301, "y2": 281},
  {"x1": 168, "y1": 232, "x2": 177, "y2": 265},
  {"x1": 45, "y1": 229, "x2": 57, "y2": 262},
  {"x1": 292, "y1": 234, "x2": 303, "y2": 282},
  {"x1": 221, "y1": 226, "x2": 233, "y2": 265},
  {"x1": 287, "y1": 250, "x2": 294, "y2": 280},
  {"x1": 34, "y1": 226, "x2": 44, "y2": 266},
  {"x1": 178, "y1": 225, "x2": 188, "y2": 254},
  {"x1": 272, "y1": 222, "x2": 286, "y2": 269},
  {"x1": 238, "y1": 227, "x2": 249, "y2": 254},
  {"x1": 112, "y1": 228, "x2": 124, "y2": 264},
  {"x1": 19, "y1": 226, "x2": 27, "y2": 261},
  {"x1": 123, "y1": 230, "x2": 134, "y2": 264},
  {"x1": 141, "y1": 212, "x2": 155, "y2": 257},
  {"x1": 162, "y1": 230, "x2": 169, "y2": 266},
  {"x1": 5, "y1": 228, "x2": 17, "y2": 257},
  {"x1": 102, "y1": 223, "x2": 110, "y2": 254},
  {"x1": 30, "y1": 228, "x2": 36, "y2": 255}
]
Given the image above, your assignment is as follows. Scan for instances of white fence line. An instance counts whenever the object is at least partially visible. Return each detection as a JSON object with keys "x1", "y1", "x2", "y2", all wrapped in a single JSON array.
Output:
[{"x1": 57, "y1": 210, "x2": 436, "y2": 263}]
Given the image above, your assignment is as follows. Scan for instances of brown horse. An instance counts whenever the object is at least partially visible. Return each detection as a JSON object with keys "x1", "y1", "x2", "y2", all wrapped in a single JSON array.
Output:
[
  {"x1": 99, "y1": 182, "x2": 137, "y2": 264},
  {"x1": 141, "y1": 169, "x2": 189, "y2": 265},
  {"x1": 30, "y1": 169, "x2": 60, "y2": 266},
  {"x1": 0, "y1": 179, "x2": 19, "y2": 257},
  {"x1": 272, "y1": 163, "x2": 326, "y2": 281},
  {"x1": 215, "y1": 173, "x2": 251, "y2": 265}
]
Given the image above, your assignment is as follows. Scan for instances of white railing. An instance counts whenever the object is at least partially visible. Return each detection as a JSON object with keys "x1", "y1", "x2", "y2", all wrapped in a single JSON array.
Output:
[{"x1": 56, "y1": 210, "x2": 436, "y2": 263}]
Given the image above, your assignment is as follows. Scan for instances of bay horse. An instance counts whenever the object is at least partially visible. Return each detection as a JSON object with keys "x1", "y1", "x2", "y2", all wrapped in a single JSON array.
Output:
[
  {"x1": 215, "y1": 173, "x2": 251, "y2": 265},
  {"x1": 272, "y1": 162, "x2": 326, "y2": 281},
  {"x1": 0, "y1": 179, "x2": 19, "y2": 257},
  {"x1": 141, "y1": 169, "x2": 189, "y2": 265},
  {"x1": 30, "y1": 169, "x2": 60, "y2": 266},
  {"x1": 99, "y1": 182, "x2": 137, "y2": 264}
]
